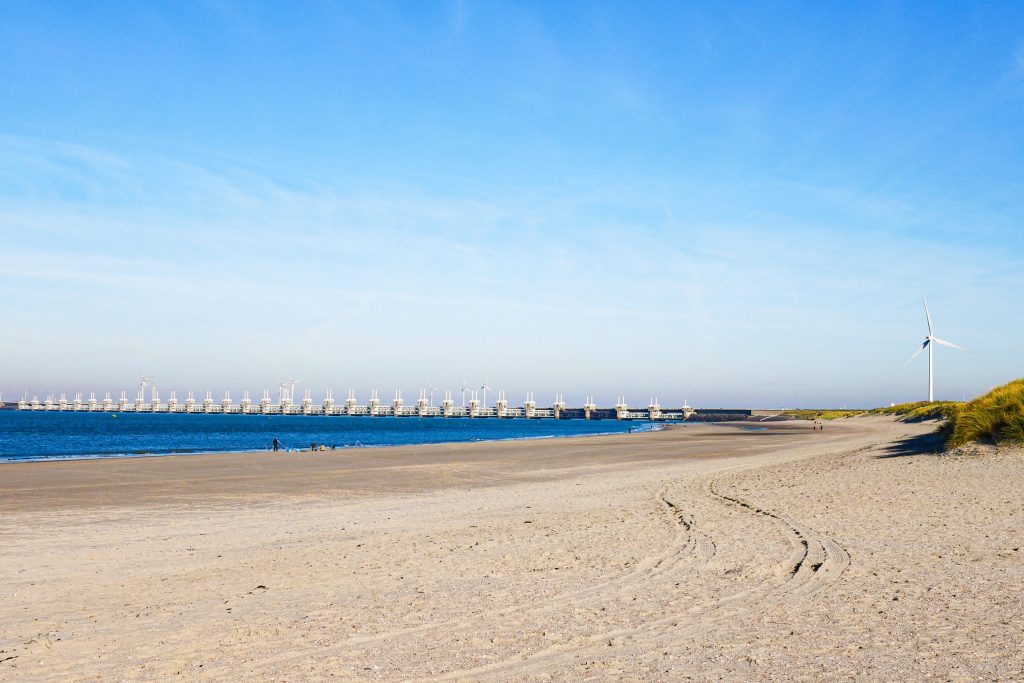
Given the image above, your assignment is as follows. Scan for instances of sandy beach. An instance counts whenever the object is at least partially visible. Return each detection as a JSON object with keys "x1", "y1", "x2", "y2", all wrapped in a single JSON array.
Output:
[{"x1": 1, "y1": 417, "x2": 1021, "y2": 681}]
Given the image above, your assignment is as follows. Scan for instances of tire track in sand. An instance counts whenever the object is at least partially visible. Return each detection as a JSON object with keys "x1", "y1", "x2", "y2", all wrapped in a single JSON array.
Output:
[
  {"x1": 238, "y1": 482, "x2": 716, "y2": 676},
  {"x1": 425, "y1": 463, "x2": 850, "y2": 681}
]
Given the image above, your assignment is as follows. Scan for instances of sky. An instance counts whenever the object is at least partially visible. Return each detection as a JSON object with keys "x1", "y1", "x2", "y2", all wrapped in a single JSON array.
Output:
[{"x1": 1, "y1": 1, "x2": 1022, "y2": 408}]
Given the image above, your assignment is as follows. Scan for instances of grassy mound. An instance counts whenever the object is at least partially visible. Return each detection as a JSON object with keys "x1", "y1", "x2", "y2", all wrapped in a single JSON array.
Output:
[
  {"x1": 946, "y1": 379, "x2": 1024, "y2": 448},
  {"x1": 779, "y1": 380, "x2": 1024, "y2": 449},
  {"x1": 782, "y1": 409, "x2": 865, "y2": 421},
  {"x1": 782, "y1": 402, "x2": 960, "y2": 422},
  {"x1": 868, "y1": 401, "x2": 961, "y2": 422}
]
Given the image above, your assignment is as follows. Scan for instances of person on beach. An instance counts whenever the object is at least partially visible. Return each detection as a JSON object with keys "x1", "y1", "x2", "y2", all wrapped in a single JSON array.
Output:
[{"x1": 272, "y1": 437, "x2": 280, "y2": 452}]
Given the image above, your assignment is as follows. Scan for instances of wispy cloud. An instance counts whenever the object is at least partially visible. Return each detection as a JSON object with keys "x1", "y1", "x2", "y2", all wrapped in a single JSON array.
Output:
[{"x1": 0, "y1": 133, "x2": 1019, "y2": 405}]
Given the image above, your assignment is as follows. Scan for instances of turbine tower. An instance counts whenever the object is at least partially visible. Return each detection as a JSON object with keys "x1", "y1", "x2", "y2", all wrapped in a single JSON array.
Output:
[
  {"x1": 480, "y1": 377, "x2": 492, "y2": 409},
  {"x1": 906, "y1": 298, "x2": 967, "y2": 402}
]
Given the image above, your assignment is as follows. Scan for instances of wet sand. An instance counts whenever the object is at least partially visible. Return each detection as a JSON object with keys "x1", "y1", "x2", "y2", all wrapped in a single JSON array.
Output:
[
  {"x1": 0, "y1": 423, "x2": 816, "y2": 511},
  {"x1": 1, "y1": 418, "x2": 1021, "y2": 680}
]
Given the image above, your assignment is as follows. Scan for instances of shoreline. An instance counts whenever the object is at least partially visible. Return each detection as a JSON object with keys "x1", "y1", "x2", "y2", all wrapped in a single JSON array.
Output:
[
  {"x1": 0, "y1": 420, "x2": 808, "y2": 513},
  {"x1": 0, "y1": 421, "x2": 669, "y2": 465}
]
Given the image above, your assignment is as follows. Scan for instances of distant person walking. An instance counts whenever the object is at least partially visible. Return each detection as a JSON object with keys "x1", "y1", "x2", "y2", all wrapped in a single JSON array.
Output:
[{"x1": 272, "y1": 437, "x2": 280, "y2": 452}]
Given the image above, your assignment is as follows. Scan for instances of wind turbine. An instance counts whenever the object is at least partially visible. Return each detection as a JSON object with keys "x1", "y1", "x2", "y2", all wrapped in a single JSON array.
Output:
[
  {"x1": 461, "y1": 378, "x2": 470, "y2": 407},
  {"x1": 480, "y1": 377, "x2": 492, "y2": 409},
  {"x1": 906, "y1": 298, "x2": 967, "y2": 402},
  {"x1": 277, "y1": 377, "x2": 301, "y2": 403},
  {"x1": 137, "y1": 375, "x2": 150, "y2": 403}
]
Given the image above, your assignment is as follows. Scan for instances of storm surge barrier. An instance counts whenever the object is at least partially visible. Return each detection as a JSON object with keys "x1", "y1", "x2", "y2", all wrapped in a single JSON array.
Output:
[{"x1": 11, "y1": 386, "x2": 732, "y2": 421}]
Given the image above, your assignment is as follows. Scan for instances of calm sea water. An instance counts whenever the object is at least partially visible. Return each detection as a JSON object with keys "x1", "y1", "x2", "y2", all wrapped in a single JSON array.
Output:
[{"x1": 0, "y1": 411, "x2": 657, "y2": 462}]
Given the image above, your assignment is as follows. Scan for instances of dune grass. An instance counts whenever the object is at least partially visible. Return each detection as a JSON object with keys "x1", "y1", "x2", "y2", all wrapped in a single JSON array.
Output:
[
  {"x1": 781, "y1": 380, "x2": 1024, "y2": 449},
  {"x1": 867, "y1": 401, "x2": 962, "y2": 422},
  {"x1": 945, "y1": 379, "x2": 1024, "y2": 448},
  {"x1": 782, "y1": 409, "x2": 866, "y2": 420},
  {"x1": 783, "y1": 401, "x2": 961, "y2": 422}
]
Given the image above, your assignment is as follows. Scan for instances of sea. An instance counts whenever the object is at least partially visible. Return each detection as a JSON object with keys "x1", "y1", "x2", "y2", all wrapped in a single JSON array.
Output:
[{"x1": 0, "y1": 411, "x2": 659, "y2": 463}]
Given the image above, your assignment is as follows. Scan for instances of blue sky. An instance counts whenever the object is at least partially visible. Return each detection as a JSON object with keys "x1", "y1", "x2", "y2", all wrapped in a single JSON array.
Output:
[{"x1": 1, "y1": 1, "x2": 1022, "y2": 407}]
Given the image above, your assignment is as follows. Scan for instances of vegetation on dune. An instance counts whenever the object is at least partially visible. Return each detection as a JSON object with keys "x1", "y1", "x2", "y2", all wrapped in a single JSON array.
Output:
[
  {"x1": 782, "y1": 379, "x2": 1024, "y2": 449},
  {"x1": 783, "y1": 401, "x2": 961, "y2": 423},
  {"x1": 945, "y1": 379, "x2": 1024, "y2": 448},
  {"x1": 782, "y1": 409, "x2": 866, "y2": 420},
  {"x1": 868, "y1": 401, "x2": 961, "y2": 422}
]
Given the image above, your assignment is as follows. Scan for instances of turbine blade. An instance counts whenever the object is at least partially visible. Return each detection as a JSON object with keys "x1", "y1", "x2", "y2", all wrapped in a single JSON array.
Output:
[
  {"x1": 904, "y1": 341, "x2": 928, "y2": 366},
  {"x1": 923, "y1": 297, "x2": 933, "y2": 335},
  {"x1": 932, "y1": 337, "x2": 968, "y2": 351}
]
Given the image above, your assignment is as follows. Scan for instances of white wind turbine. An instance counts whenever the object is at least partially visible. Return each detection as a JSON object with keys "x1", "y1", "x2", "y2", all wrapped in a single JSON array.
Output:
[
  {"x1": 480, "y1": 376, "x2": 493, "y2": 409},
  {"x1": 277, "y1": 377, "x2": 301, "y2": 404},
  {"x1": 906, "y1": 298, "x2": 967, "y2": 402},
  {"x1": 136, "y1": 374, "x2": 150, "y2": 403}
]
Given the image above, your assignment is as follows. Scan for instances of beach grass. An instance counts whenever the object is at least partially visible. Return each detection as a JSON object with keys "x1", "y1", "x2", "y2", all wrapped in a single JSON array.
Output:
[
  {"x1": 782, "y1": 409, "x2": 867, "y2": 420},
  {"x1": 787, "y1": 380, "x2": 1024, "y2": 447},
  {"x1": 784, "y1": 401, "x2": 965, "y2": 423},
  {"x1": 867, "y1": 401, "x2": 962, "y2": 422},
  {"x1": 945, "y1": 378, "x2": 1024, "y2": 448}
]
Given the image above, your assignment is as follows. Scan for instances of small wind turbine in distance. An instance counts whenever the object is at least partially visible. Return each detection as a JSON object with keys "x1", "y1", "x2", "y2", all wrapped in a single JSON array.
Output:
[
  {"x1": 905, "y1": 297, "x2": 968, "y2": 402},
  {"x1": 480, "y1": 377, "x2": 492, "y2": 409}
]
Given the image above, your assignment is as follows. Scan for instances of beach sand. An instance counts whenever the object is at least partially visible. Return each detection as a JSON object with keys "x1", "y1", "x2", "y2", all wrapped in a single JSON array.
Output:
[{"x1": 1, "y1": 417, "x2": 1020, "y2": 680}]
